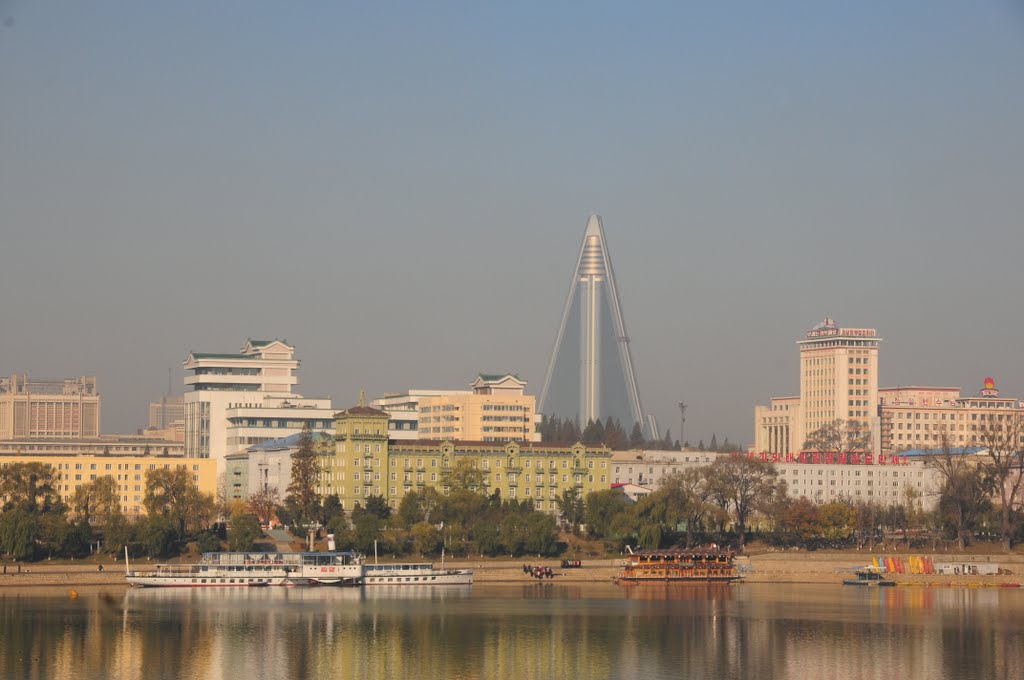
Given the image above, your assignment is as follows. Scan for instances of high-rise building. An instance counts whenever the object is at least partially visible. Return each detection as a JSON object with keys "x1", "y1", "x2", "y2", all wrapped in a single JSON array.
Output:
[
  {"x1": 0, "y1": 374, "x2": 101, "y2": 440},
  {"x1": 539, "y1": 214, "x2": 655, "y2": 438},
  {"x1": 149, "y1": 394, "x2": 184, "y2": 430},
  {"x1": 755, "y1": 318, "x2": 881, "y2": 454},
  {"x1": 183, "y1": 339, "x2": 336, "y2": 469}
]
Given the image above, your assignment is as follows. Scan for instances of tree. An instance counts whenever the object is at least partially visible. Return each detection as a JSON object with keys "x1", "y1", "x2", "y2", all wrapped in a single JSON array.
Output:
[
  {"x1": 285, "y1": 424, "x2": 323, "y2": 530},
  {"x1": 72, "y1": 476, "x2": 120, "y2": 526},
  {"x1": 0, "y1": 508, "x2": 38, "y2": 560},
  {"x1": 629, "y1": 423, "x2": 645, "y2": 449},
  {"x1": 229, "y1": 513, "x2": 263, "y2": 551},
  {"x1": 706, "y1": 456, "x2": 780, "y2": 549},
  {"x1": 709, "y1": 434, "x2": 718, "y2": 451},
  {"x1": 144, "y1": 467, "x2": 216, "y2": 538},
  {"x1": 661, "y1": 429, "x2": 674, "y2": 450},
  {"x1": 448, "y1": 459, "x2": 483, "y2": 492},
  {"x1": 928, "y1": 438, "x2": 992, "y2": 550},
  {"x1": 319, "y1": 494, "x2": 344, "y2": 527},
  {"x1": 411, "y1": 521, "x2": 441, "y2": 556},
  {"x1": 803, "y1": 419, "x2": 871, "y2": 454},
  {"x1": 363, "y1": 494, "x2": 392, "y2": 521},
  {"x1": 974, "y1": 413, "x2": 1024, "y2": 551},
  {"x1": 247, "y1": 486, "x2": 281, "y2": 527},
  {"x1": 778, "y1": 497, "x2": 822, "y2": 546},
  {"x1": 352, "y1": 514, "x2": 383, "y2": 553},
  {"x1": 0, "y1": 462, "x2": 62, "y2": 514},
  {"x1": 555, "y1": 488, "x2": 585, "y2": 534},
  {"x1": 661, "y1": 468, "x2": 715, "y2": 548},
  {"x1": 583, "y1": 489, "x2": 631, "y2": 539},
  {"x1": 582, "y1": 419, "x2": 606, "y2": 446}
]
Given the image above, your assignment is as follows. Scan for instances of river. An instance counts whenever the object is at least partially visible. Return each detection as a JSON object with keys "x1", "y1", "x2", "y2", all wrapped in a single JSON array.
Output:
[{"x1": 1, "y1": 583, "x2": 1022, "y2": 680}]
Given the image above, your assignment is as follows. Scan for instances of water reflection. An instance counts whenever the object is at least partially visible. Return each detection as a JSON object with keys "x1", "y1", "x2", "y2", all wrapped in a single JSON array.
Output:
[{"x1": 1, "y1": 584, "x2": 1022, "y2": 680}]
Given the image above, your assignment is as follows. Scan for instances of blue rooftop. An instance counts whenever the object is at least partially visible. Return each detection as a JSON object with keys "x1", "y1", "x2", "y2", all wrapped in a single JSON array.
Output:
[
  {"x1": 899, "y1": 447, "x2": 985, "y2": 457},
  {"x1": 249, "y1": 431, "x2": 333, "y2": 451}
]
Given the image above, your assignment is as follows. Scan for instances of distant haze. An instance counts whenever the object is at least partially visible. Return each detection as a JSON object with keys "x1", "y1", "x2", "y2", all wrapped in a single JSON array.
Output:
[{"x1": 2, "y1": 3, "x2": 1023, "y2": 446}]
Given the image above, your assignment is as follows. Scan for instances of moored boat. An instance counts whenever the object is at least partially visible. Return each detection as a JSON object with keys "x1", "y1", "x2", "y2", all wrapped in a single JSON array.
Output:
[
  {"x1": 614, "y1": 548, "x2": 740, "y2": 584},
  {"x1": 126, "y1": 551, "x2": 364, "y2": 588},
  {"x1": 843, "y1": 567, "x2": 896, "y2": 587},
  {"x1": 362, "y1": 561, "x2": 473, "y2": 586}
]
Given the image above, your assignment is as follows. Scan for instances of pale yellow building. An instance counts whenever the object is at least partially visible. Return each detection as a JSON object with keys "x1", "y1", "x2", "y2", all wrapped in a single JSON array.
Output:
[
  {"x1": 880, "y1": 380, "x2": 1024, "y2": 453},
  {"x1": 415, "y1": 374, "x2": 539, "y2": 442},
  {"x1": 0, "y1": 452, "x2": 217, "y2": 517},
  {"x1": 0, "y1": 374, "x2": 101, "y2": 440},
  {"x1": 755, "y1": 318, "x2": 881, "y2": 454},
  {"x1": 320, "y1": 396, "x2": 611, "y2": 512}
]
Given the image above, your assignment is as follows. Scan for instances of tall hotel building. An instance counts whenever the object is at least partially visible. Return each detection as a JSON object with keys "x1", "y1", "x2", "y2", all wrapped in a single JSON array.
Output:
[
  {"x1": 0, "y1": 374, "x2": 101, "y2": 440},
  {"x1": 755, "y1": 318, "x2": 881, "y2": 454},
  {"x1": 183, "y1": 339, "x2": 336, "y2": 469}
]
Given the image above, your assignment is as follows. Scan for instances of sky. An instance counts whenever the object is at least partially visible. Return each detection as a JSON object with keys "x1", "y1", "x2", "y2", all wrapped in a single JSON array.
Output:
[{"x1": 2, "y1": 2, "x2": 1023, "y2": 447}]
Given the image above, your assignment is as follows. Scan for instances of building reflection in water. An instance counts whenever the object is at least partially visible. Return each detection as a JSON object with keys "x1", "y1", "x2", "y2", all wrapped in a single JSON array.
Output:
[{"x1": 2, "y1": 583, "x2": 1023, "y2": 680}]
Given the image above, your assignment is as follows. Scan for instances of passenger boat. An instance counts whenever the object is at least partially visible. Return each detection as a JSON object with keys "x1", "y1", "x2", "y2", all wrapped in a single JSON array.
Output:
[
  {"x1": 843, "y1": 567, "x2": 896, "y2": 587},
  {"x1": 614, "y1": 548, "x2": 740, "y2": 584},
  {"x1": 125, "y1": 551, "x2": 364, "y2": 588},
  {"x1": 362, "y1": 561, "x2": 473, "y2": 586}
]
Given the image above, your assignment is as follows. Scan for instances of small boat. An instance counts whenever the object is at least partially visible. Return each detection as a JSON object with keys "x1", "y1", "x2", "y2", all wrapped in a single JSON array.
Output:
[
  {"x1": 843, "y1": 567, "x2": 896, "y2": 587},
  {"x1": 614, "y1": 547, "x2": 740, "y2": 584},
  {"x1": 126, "y1": 550, "x2": 364, "y2": 588}
]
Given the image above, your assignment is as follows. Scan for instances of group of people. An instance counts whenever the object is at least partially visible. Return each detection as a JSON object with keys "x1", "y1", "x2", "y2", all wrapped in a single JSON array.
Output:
[{"x1": 522, "y1": 564, "x2": 556, "y2": 579}]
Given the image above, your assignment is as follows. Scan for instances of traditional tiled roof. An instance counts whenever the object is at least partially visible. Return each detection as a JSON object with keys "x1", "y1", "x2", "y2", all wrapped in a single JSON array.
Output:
[
  {"x1": 477, "y1": 373, "x2": 522, "y2": 382},
  {"x1": 189, "y1": 352, "x2": 255, "y2": 360},
  {"x1": 340, "y1": 405, "x2": 389, "y2": 417}
]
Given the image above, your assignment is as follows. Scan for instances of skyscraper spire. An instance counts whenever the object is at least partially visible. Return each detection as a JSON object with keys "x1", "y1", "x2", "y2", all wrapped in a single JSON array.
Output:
[{"x1": 539, "y1": 214, "x2": 654, "y2": 438}]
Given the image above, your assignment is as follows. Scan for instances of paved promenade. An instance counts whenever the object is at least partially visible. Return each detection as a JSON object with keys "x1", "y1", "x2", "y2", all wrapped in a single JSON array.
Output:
[{"x1": 2, "y1": 551, "x2": 1023, "y2": 589}]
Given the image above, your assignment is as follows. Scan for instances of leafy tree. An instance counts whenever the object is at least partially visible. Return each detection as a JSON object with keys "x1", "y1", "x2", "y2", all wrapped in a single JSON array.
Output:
[
  {"x1": 448, "y1": 459, "x2": 483, "y2": 492},
  {"x1": 352, "y1": 514, "x2": 383, "y2": 554},
  {"x1": 247, "y1": 486, "x2": 281, "y2": 527},
  {"x1": 72, "y1": 476, "x2": 120, "y2": 525},
  {"x1": 363, "y1": 494, "x2": 392, "y2": 521},
  {"x1": 138, "y1": 515, "x2": 179, "y2": 559},
  {"x1": 660, "y1": 468, "x2": 715, "y2": 548},
  {"x1": 326, "y1": 514, "x2": 355, "y2": 551},
  {"x1": 0, "y1": 462, "x2": 62, "y2": 514},
  {"x1": 229, "y1": 513, "x2": 263, "y2": 551},
  {"x1": 411, "y1": 521, "x2": 442, "y2": 556},
  {"x1": 522, "y1": 512, "x2": 559, "y2": 556},
  {"x1": 285, "y1": 424, "x2": 323, "y2": 530},
  {"x1": 583, "y1": 489, "x2": 631, "y2": 539},
  {"x1": 319, "y1": 494, "x2": 343, "y2": 527},
  {"x1": 396, "y1": 492, "x2": 425, "y2": 528},
  {"x1": 0, "y1": 508, "x2": 38, "y2": 560},
  {"x1": 778, "y1": 497, "x2": 821, "y2": 546},
  {"x1": 555, "y1": 488, "x2": 585, "y2": 534},
  {"x1": 144, "y1": 467, "x2": 215, "y2": 538},
  {"x1": 102, "y1": 511, "x2": 133, "y2": 555},
  {"x1": 709, "y1": 434, "x2": 718, "y2": 451},
  {"x1": 819, "y1": 501, "x2": 857, "y2": 544},
  {"x1": 637, "y1": 522, "x2": 663, "y2": 550},
  {"x1": 195, "y1": 529, "x2": 223, "y2": 553},
  {"x1": 706, "y1": 456, "x2": 780, "y2": 549},
  {"x1": 629, "y1": 423, "x2": 645, "y2": 449},
  {"x1": 581, "y1": 419, "x2": 606, "y2": 446}
]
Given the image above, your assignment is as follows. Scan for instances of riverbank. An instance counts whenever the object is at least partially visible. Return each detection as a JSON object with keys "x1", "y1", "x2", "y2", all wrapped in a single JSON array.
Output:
[{"x1": 3, "y1": 551, "x2": 1024, "y2": 589}]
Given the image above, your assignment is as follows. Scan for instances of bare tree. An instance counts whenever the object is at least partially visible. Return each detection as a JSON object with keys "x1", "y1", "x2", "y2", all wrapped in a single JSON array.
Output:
[
  {"x1": 248, "y1": 486, "x2": 281, "y2": 527},
  {"x1": 927, "y1": 434, "x2": 991, "y2": 551},
  {"x1": 803, "y1": 419, "x2": 871, "y2": 454},
  {"x1": 974, "y1": 412, "x2": 1024, "y2": 551},
  {"x1": 706, "y1": 456, "x2": 780, "y2": 550}
]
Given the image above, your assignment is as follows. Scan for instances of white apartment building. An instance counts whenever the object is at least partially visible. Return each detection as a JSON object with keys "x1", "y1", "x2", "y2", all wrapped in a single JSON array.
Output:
[
  {"x1": 183, "y1": 339, "x2": 336, "y2": 470},
  {"x1": 611, "y1": 449, "x2": 939, "y2": 510}
]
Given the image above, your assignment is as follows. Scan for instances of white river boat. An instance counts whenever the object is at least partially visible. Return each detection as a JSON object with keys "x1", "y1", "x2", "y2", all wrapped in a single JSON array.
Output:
[{"x1": 125, "y1": 550, "x2": 364, "y2": 588}]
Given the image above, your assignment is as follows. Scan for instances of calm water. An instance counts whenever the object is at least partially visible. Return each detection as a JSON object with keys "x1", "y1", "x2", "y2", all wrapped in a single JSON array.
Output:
[{"x1": 1, "y1": 583, "x2": 1022, "y2": 680}]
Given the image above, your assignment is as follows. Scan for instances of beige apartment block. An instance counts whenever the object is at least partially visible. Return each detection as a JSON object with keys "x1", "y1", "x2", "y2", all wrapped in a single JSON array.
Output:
[
  {"x1": 0, "y1": 451, "x2": 216, "y2": 517},
  {"x1": 0, "y1": 374, "x2": 101, "y2": 440},
  {"x1": 416, "y1": 374, "x2": 539, "y2": 442}
]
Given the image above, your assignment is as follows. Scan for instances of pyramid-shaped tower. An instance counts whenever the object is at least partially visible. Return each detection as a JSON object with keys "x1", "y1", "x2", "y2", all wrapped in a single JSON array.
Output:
[{"x1": 538, "y1": 214, "x2": 654, "y2": 438}]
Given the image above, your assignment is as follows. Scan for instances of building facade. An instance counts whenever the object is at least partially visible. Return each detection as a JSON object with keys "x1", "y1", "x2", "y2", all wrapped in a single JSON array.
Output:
[
  {"x1": 183, "y1": 339, "x2": 336, "y2": 469},
  {"x1": 0, "y1": 451, "x2": 216, "y2": 516},
  {"x1": 372, "y1": 374, "x2": 540, "y2": 443},
  {"x1": 0, "y1": 374, "x2": 101, "y2": 440},
  {"x1": 320, "y1": 397, "x2": 612, "y2": 512},
  {"x1": 0, "y1": 436, "x2": 182, "y2": 457},
  {"x1": 879, "y1": 379, "x2": 1024, "y2": 454},
  {"x1": 149, "y1": 394, "x2": 184, "y2": 430}
]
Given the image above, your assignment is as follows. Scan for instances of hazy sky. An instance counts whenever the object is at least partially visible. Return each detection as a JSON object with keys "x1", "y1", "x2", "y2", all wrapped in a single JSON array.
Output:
[{"x1": 2, "y1": 2, "x2": 1023, "y2": 446}]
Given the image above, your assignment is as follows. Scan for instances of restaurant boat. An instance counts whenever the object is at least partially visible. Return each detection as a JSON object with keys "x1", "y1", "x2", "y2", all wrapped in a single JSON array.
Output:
[
  {"x1": 614, "y1": 548, "x2": 741, "y2": 584},
  {"x1": 125, "y1": 550, "x2": 364, "y2": 588}
]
